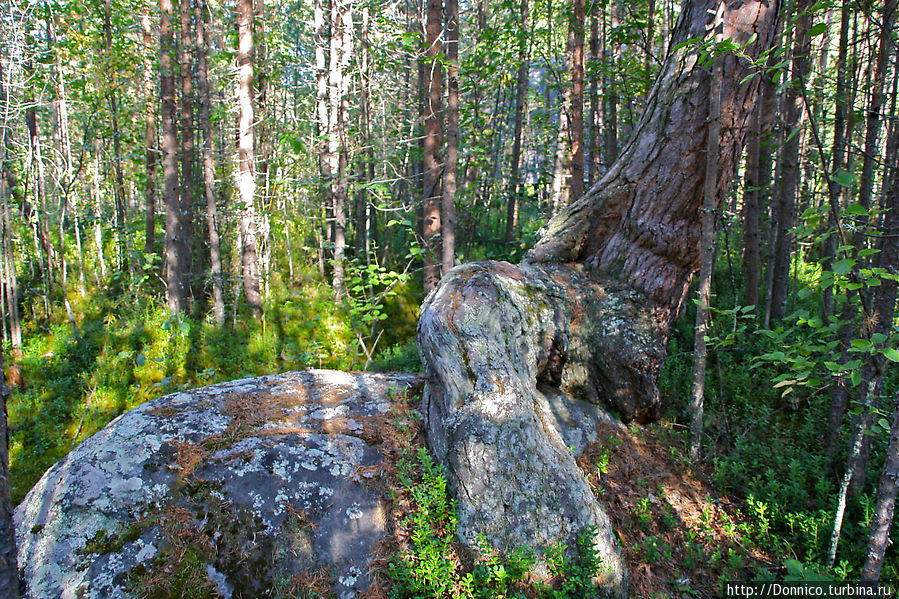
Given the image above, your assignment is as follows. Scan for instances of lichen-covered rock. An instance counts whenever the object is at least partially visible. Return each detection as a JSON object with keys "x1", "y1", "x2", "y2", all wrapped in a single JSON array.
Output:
[
  {"x1": 14, "y1": 370, "x2": 423, "y2": 599},
  {"x1": 419, "y1": 260, "x2": 661, "y2": 598}
]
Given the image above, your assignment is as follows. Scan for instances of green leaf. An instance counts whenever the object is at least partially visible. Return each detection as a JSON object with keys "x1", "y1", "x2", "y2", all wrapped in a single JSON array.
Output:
[
  {"x1": 809, "y1": 22, "x2": 828, "y2": 36},
  {"x1": 784, "y1": 559, "x2": 805, "y2": 577},
  {"x1": 850, "y1": 370, "x2": 861, "y2": 387},
  {"x1": 833, "y1": 170, "x2": 853, "y2": 187},
  {"x1": 851, "y1": 339, "x2": 871, "y2": 350},
  {"x1": 870, "y1": 333, "x2": 888, "y2": 346},
  {"x1": 882, "y1": 347, "x2": 899, "y2": 363},
  {"x1": 879, "y1": 418, "x2": 891, "y2": 431},
  {"x1": 846, "y1": 203, "x2": 868, "y2": 216},
  {"x1": 832, "y1": 259, "x2": 854, "y2": 275}
]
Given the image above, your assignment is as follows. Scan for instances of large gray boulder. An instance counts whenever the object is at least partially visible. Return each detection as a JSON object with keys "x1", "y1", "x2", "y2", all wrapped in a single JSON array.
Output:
[{"x1": 14, "y1": 370, "x2": 423, "y2": 599}]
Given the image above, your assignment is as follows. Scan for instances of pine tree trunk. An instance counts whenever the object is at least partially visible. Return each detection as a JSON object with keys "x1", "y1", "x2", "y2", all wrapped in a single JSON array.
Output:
[
  {"x1": 421, "y1": 0, "x2": 442, "y2": 294},
  {"x1": 195, "y1": 0, "x2": 225, "y2": 326},
  {"x1": 588, "y1": 7, "x2": 603, "y2": 185},
  {"x1": 602, "y1": 5, "x2": 618, "y2": 168},
  {"x1": 142, "y1": 9, "x2": 158, "y2": 256},
  {"x1": 179, "y1": 0, "x2": 196, "y2": 299},
  {"x1": 419, "y1": 0, "x2": 779, "y2": 589},
  {"x1": 741, "y1": 102, "x2": 761, "y2": 309},
  {"x1": 568, "y1": 0, "x2": 586, "y2": 203},
  {"x1": 442, "y1": 0, "x2": 459, "y2": 274},
  {"x1": 821, "y1": 0, "x2": 850, "y2": 323},
  {"x1": 769, "y1": 0, "x2": 811, "y2": 322},
  {"x1": 504, "y1": 0, "x2": 529, "y2": 245},
  {"x1": 160, "y1": 0, "x2": 188, "y2": 313},
  {"x1": 237, "y1": 0, "x2": 262, "y2": 318}
]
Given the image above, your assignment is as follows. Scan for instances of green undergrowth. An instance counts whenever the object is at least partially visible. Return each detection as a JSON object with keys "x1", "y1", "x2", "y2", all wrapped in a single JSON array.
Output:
[
  {"x1": 383, "y1": 446, "x2": 606, "y2": 599},
  {"x1": 7, "y1": 274, "x2": 419, "y2": 504},
  {"x1": 659, "y1": 251, "x2": 899, "y2": 581}
]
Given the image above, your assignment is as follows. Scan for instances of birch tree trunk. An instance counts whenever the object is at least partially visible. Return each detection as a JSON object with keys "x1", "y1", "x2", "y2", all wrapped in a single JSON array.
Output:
[
  {"x1": 237, "y1": 0, "x2": 262, "y2": 318},
  {"x1": 418, "y1": 0, "x2": 780, "y2": 593}
]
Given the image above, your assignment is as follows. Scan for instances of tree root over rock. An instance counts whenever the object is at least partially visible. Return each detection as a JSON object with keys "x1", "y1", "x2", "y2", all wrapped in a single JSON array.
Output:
[{"x1": 419, "y1": 260, "x2": 668, "y2": 597}]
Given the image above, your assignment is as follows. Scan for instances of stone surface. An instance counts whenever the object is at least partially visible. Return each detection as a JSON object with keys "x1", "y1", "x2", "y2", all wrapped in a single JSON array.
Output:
[
  {"x1": 14, "y1": 370, "x2": 423, "y2": 599},
  {"x1": 419, "y1": 260, "x2": 661, "y2": 598}
]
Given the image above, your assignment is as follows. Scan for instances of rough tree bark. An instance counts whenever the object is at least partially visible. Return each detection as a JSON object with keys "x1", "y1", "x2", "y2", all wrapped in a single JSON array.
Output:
[
  {"x1": 442, "y1": 0, "x2": 458, "y2": 274},
  {"x1": 160, "y1": 0, "x2": 188, "y2": 313},
  {"x1": 418, "y1": 0, "x2": 780, "y2": 594},
  {"x1": 195, "y1": 0, "x2": 225, "y2": 326},
  {"x1": 769, "y1": 0, "x2": 811, "y2": 322},
  {"x1": 179, "y1": 0, "x2": 196, "y2": 297},
  {"x1": 142, "y1": 9, "x2": 157, "y2": 256}
]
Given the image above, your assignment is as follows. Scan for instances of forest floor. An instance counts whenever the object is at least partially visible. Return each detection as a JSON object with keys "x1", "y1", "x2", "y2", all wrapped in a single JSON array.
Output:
[{"x1": 579, "y1": 421, "x2": 778, "y2": 598}]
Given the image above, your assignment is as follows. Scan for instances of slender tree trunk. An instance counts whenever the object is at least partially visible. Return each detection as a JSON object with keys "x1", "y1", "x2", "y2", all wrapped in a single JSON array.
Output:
[
  {"x1": 828, "y1": 375, "x2": 880, "y2": 567},
  {"x1": 859, "y1": 125, "x2": 899, "y2": 577},
  {"x1": 689, "y1": 3, "x2": 723, "y2": 461},
  {"x1": 844, "y1": 0, "x2": 897, "y2": 495},
  {"x1": 822, "y1": 0, "x2": 850, "y2": 322},
  {"x1": 237, "y1": 0, "x2": 262, "y2": 317},
  {"x1": 314, "y1": 0, "x2": 332, "y2": 280},
  {"x1": 505, "y1": 0, "x2": 529, "y2": 244},
  {"x1": 769, "y1": 0, "x2": 811, "y2": 322},
  {"x1": 0, "y1": 347, "x2": 18, "y2": 598},
  {"x1": 741, "y1": 101, "x2": 761, "y2": 308},
  {"x1": 823, "y1": 0, "x2": 855, "y2": 461},
  {"x1": 327, "y1": 0, "x2": 352, "y2": 297},
  {"x1": 196, "y1": 0, "x2": 225, "y2": 326},
  {"x1": 161, "y1": 0, "x2": 188, "y2": 313},
  {"x1": 142, "y1": 9, "x2": 158, "y2": 256},
  {"x1": 104, "y1": 0, "x2": 128, "y2": 273},
  {"x1": 90, "y1": 140, "x2": 108, "y2": 284},
  {"x1": 0, "y1": 65, "x2": 21, "y2": 351},
  {"x1": 602, "y1": 4, "x2": 618, "y2": 168},
  {"x1": 421, "y1": 0, "x2": 442, "y2": 294},
  {"x1": 568, "y1": 0, "x2": 586, "y2": 203},
  {"x1": 442, "y1": 0, "x2": 459, "y2": 274},
  {"x1": 856, "y1": 0, "x2": 896, "y2": 213},
  {"x1": 179, "y1": 0, "x2": 196, "y2": 300},
  {"x1": 588, "y1": 8, "x2": 603, "y2": 185}
]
